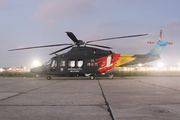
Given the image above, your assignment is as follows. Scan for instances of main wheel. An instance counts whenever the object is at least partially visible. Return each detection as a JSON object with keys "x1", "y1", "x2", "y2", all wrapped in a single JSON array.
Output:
[
  {"x1": 89, "y1": 75, "x2": 95, "y2": 80},
  {"x1": 47, "y1": 76, "x2": 51, "y2": 80}
]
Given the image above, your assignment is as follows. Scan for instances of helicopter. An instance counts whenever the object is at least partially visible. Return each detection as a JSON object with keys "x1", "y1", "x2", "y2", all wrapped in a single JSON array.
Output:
[{"x1": 9, "y1": 30, "x2": 172, "y2": 80}]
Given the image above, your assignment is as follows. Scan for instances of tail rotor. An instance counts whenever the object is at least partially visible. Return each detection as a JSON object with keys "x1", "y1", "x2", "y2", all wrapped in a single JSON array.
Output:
[
  {"x1": 147, "y1": 30, "x2": 173, "y2": 55},
  {"x1": 147, "y1": 30, "x2": 173, "y2": 45}
]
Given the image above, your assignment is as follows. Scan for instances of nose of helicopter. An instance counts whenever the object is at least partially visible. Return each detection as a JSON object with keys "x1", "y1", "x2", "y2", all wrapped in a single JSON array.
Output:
[{"x1": 30, "y1": 66, "x2": 45, "y2": 74}]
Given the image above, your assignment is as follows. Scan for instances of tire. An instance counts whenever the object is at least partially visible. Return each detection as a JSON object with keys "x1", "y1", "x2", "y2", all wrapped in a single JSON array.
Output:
[
  {"x1": 89, "y1": 75, "x2": 95, "y2": 80},
  {"x1": 47, "y1": 76, "x2": 51, "y2": 80}
]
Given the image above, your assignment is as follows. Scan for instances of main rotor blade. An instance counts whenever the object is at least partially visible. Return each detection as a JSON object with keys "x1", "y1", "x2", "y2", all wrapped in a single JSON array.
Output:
[
  {"x1": 49, "y1": 45, "x2": 73, "y2": 55},
  {"x1": 86, "y1": 44, "x2": 112, "y2": 49},
  {"x1": 86, "y1": 33, "x2": 148, "y2": 43},
  {"x1": 66, "y1": 32, "x2": 79, "y2": 43},
  {"x1": 8, "y1": 44, "x2": 72, "y2": 51}
]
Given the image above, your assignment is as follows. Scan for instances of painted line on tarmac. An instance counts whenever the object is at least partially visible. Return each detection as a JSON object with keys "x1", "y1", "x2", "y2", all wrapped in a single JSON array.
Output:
[{"x1": 97, "y1": 79, "x2": 115, "y2": 120}]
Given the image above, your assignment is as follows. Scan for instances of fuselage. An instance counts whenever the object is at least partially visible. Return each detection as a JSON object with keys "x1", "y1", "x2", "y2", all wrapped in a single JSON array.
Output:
[{"x1": 30, "y1": 46, "x2": 160, "y2": 76}]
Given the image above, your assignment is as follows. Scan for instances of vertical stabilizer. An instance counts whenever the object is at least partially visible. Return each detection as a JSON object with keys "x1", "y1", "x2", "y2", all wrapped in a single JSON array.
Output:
[{"x1": 148, "y1": 41, "x2": 168, "y2": 55}]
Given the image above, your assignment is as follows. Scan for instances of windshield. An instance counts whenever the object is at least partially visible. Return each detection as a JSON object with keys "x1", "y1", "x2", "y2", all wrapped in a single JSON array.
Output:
[{"x1": 44, "y1": 59, "x2": 51, "y2": 66}]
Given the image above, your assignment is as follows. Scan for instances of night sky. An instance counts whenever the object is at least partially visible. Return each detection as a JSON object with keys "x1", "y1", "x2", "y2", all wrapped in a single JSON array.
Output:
[{"x1": 1, "y1": 0, "x2": 180, "y2": 67}]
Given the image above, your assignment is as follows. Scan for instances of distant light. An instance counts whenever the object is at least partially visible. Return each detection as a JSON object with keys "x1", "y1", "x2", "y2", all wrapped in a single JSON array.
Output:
[
  {"x1": 33, "y1": 61, "x2": 41, "y2": 67},
  {"x1": 0, "y1": 68, "x2": 3, "y2": 72},
  {"x1": 158, "y1": 62, "x2": 164, "y2": 68},
  {"x1": 138, "y1": 64, "x2": 142, "y2": 67}
]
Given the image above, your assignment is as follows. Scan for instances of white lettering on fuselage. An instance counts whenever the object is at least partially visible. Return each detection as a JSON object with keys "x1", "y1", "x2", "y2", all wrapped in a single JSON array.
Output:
[{"x1": 68, "y1": 68, "x2": 82, "y2": 72}]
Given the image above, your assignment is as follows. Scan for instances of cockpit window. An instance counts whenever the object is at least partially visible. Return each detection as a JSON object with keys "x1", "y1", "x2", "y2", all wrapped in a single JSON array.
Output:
[
  {"x1": 45, "y1": 60, "x2": 51, "y2": 66},
  {"x1": 51, "y1": 60, "x2": 57, "y2": 68}
]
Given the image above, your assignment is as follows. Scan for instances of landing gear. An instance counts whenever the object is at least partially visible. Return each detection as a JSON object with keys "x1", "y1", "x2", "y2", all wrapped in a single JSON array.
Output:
[
  {"x1": 108, "y1": 74, "x2": 114, "y2": 79},
  {"x1": 36, "y1": 74, "x2": 40, "y2": 78},
  {"x1": 47, "y1": 76, "x2": 51, "y2": 80},
  {"x1": 85, "y1": 74, "x2": 96, "y2": 80},
  {"x1": 89, "y1": 75, "x2": 95, "y2": 80}
]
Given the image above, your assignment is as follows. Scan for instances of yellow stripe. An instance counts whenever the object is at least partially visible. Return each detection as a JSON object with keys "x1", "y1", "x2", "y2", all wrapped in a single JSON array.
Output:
[
  {"x1": 115, "y1": 54, "x2": 136, "y2": 66},
  {"x1": 120, "y1": 54, "x2": 135, "y2": 57}
]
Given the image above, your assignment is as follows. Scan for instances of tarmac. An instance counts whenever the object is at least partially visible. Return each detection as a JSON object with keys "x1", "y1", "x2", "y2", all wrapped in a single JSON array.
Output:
[{"x1": 0, "y1": 76, "x2": 180, "y2": 120}]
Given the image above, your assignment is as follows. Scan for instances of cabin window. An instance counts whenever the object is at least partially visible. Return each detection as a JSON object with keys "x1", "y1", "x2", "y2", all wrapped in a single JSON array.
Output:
[
  {"x1": 68, "y1": 60, "x2": 75, "y2": 67},
  {"x1": 60, "y1": 60, "x2": 65, "y2": 66},
  {"x1": 51, "y1": 60, "x2": 57, "y2": 68},
  {"x1": 77, "y1": 60, "x2": 83, "y2": 67}
]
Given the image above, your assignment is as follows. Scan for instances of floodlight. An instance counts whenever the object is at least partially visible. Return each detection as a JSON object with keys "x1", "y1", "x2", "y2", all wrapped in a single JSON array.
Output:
[
  {"x1": 138, "y1": 63, "x2": 142, "y2": 67},
  {"x1": 158, "y1": 62, "x2": 164, "y2": 68},
  {"x1": 33, "y1": 60, "x2": 41, "y2": 67}
]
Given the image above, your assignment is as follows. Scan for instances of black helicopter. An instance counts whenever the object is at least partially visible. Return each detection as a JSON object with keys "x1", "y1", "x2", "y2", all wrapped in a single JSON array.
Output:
[{"x1": 9, "y1": 30, "x2": 172, "y2": 80}]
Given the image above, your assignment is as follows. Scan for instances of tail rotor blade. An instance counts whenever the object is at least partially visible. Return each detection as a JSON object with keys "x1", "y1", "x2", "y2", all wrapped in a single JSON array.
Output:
[
  {"x1": 159, "y1": 30, "x2": 162, "y2": 41},
  {"x1": 167, "y1": 42, "x2": 173, "y2": 45},
  {"x1": 147, "y1": 41, "x2": 157, "y2": 44}
]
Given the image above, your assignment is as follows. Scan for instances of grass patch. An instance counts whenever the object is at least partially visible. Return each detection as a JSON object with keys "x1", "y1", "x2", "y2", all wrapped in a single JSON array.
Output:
[{"x1": 0, "y1": 72, "x2": 37, "y2": 77}]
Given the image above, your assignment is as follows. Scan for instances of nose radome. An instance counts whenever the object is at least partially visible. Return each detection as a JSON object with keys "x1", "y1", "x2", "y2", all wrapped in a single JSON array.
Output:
[{"x1": 30, "y1": 66, "x2": 45, "y2": 74}]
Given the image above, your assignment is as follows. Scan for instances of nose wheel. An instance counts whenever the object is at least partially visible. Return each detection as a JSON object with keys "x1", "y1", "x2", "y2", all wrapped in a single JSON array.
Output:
[
  {"x1": 47, "y1": 76, "x2": 51, "y2": 80},
  {"x1": 89, "y1": 75, "x2": 95, "y2": 80},
  {"x1": 108, "y1": 74, "x2": 114, "y2": 79}
]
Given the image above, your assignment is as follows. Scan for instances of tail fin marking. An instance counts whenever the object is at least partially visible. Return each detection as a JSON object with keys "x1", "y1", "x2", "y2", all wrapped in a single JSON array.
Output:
[{"x1": 148, "y1": 41, "x2": 168, "y2": 55}]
